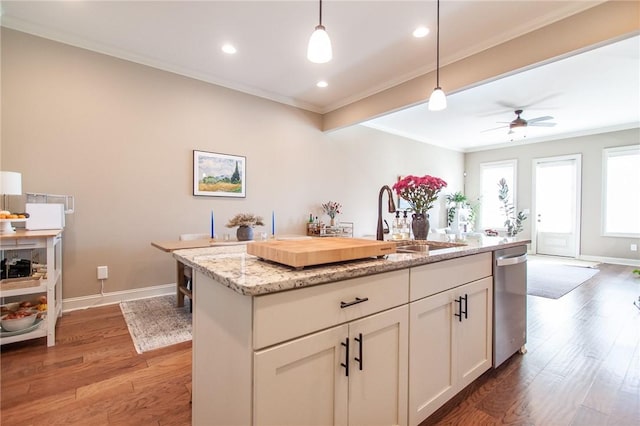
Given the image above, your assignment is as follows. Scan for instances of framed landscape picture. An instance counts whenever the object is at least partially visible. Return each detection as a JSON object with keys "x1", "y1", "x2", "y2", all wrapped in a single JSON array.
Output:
[{"x1": 193, "y1": 150, "x2": 246, "y2": 197}]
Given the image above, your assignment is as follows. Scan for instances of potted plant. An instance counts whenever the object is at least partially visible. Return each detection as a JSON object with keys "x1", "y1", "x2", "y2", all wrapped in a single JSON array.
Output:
[
  {"x1": 445, "y1": 192, "x2": 480, "y2": 232},
  {"x1": 497, "y1": 178, "x2": 527, "y2": 237},
  {"x1": 321, "y1": 201, "x2": 342, "y2": 226},
  {"x1": 445, "y1": 191, "x2": 468, "y2": 226},
  {"x1": 226, "y1": 213, "x2": 264, "y2": 241}
]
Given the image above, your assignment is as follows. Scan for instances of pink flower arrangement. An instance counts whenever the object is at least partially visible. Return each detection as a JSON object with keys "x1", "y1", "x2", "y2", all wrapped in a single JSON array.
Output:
[{"x1": 392, "y1": 175, "x2": 447, "y2": 214}]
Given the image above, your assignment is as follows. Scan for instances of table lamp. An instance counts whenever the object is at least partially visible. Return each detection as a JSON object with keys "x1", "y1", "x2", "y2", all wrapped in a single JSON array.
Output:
[{"x1": 0, "y1": 171, "x2": 23, "y2": 234}]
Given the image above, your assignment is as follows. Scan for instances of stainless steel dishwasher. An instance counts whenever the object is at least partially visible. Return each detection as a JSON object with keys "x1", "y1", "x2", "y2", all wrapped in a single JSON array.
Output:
[{"x1": 493, "y1": 245, "x2": 528, "y2": 368}]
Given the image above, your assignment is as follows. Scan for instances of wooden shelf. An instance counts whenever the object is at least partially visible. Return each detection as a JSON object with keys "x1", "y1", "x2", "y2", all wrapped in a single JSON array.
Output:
[{"x1": 1, "y1": 230, "x2": 63, "y2": 347}]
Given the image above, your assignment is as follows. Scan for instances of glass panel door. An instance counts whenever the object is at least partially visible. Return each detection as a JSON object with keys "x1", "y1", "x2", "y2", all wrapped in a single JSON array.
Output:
[{"x1": 534, "y1": 155, "x2": 581, "y2": 257}]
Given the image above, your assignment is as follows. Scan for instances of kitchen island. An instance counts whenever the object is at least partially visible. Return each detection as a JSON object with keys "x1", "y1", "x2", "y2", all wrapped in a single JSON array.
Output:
[{"x1": 173, "y1": 235, "x2": 529, "y2": 426}]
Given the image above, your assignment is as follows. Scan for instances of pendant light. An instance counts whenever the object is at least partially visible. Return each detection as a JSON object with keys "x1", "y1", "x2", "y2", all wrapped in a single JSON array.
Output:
[
  {"x1": 428, "y1": 0, "x2": 447, "y2": 111},
  {"x1": 307, "y1": 0, "x2": 332, "y2": 63}
]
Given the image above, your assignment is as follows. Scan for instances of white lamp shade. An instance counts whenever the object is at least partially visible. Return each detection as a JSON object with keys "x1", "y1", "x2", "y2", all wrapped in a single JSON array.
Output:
[
  {"x1": 0, "y1": 171, "x2": 22, "y2": 195},
  {"x1": 307, "y1": 25, "x2": 332, "y2": 63},
  {"x1": 428, "y1": 87, "x2": 447, "y2": 111}
]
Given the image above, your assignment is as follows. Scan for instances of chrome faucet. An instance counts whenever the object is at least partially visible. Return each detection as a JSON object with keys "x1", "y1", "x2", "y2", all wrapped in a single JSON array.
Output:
[{"x1": 377, "y1": 185, "x2": 396, "y2": 240}]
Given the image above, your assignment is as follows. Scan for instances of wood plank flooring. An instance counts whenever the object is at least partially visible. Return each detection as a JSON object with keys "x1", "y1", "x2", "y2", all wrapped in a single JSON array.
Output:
[
  {"x1": 1, "y1": 302, "x2": 192, "y2": 425},
  {"x1": 1, "y1": 263, "x2": 638, "y2": 425}
]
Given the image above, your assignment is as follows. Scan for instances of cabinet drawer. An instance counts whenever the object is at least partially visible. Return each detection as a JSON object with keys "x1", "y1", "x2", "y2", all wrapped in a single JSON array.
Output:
[
  {"x1": 410, "y1": 253, "x2": 492, "y2": 301},
  {"x1": 253, "y1": 269, "x2": 409, "y2": 349}
]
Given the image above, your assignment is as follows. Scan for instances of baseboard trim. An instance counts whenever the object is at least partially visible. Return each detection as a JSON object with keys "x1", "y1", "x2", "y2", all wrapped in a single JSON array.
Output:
[
  {"x1": 578, "y1": 255, "x2": 640, "y2": 267},
  {"x1": 62, "y1": 283, "x2": 175, "y2": 312}
]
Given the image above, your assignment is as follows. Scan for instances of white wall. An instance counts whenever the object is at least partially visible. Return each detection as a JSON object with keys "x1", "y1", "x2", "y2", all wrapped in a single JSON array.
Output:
[
  {"x1": 1, "y1": 29, "x2": 464, "y2": 299},
  {"x1": 464, "y1": 128, "x2": 640, "y2": 261}
]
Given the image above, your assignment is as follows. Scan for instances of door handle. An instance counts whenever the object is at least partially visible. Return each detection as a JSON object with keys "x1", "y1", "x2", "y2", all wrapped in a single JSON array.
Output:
[
  {"x1": 496, "y1": 253, "x2": 527, "y2": 266},
  {"x1": 354, "y1": 333, "x2": 363, "y2": 371},
  {"x1": 454, "y1": 297, "x2": 463, "y2": 322},
  {"x1": 454, "y1": 295, "x2": 468, "y2": 322},
  {"x1": 462, "y1": 294, "x2": 468, "y2": 320},
  {"x1": 341, "y1": 338, "x2": 349, "y2": 377},
  {"x1": 340, "y1": 297, "x2": 369, "y2": 309}
]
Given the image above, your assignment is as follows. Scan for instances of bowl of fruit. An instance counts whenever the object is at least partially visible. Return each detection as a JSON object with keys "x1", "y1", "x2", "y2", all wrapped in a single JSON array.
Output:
[{"x1": 1, "y1": 310, "x2": 37, "y2": 332}]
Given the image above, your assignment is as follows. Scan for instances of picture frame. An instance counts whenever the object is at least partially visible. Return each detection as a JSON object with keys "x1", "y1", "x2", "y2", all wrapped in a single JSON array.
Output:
[
  {"x1": 193, "y1": 150, "x2": 246, "y2": 197},
  {"x1": 396, "y1": 175, "x2": 412, "y2": 210}
]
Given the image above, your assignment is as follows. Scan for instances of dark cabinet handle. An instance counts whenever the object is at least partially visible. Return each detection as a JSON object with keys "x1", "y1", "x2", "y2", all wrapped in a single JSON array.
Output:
[
  {"x1": 454, "y1": 297, "x2": 462, "y2": 322},
  {"x1": 454, "y1": 294, "x2": 469, "y2": 322},
  {"x1": 462, "y1": 294, "x2": 468, "y2": 320},
  {"x1": 340, "y1": 297, "x2": 369, "y2": 309},
  {"x1": 354, "y1": 333, "x2": 363, "y2": 371},
  {"x1": 341, "y1": 338, "x2": 349, "y2": 377}
]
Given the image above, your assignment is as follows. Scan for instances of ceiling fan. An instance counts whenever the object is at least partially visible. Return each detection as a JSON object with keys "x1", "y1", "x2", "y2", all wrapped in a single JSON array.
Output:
[{"x1": 482, "y1": 109, "x2": 557, "y2": 134}]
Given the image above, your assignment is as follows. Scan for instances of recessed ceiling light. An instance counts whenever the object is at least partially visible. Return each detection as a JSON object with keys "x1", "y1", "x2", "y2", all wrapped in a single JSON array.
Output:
[
  {"x1": 413, "y1": 26, "x2": 429, "y2": 38},
  {"x1": 221, "y1": 44, "x2": 237, "y2": 54},
  {"x1": 316, "y1": 81, "x2": 328, "y2": 88}
]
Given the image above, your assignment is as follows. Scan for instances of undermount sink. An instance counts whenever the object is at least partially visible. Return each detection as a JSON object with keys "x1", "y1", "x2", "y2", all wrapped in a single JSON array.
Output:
[
  {"x1": 394, "y1": 240, "x2": 467, "y2": 254},
  {"x1": 396, "y1": 244, "x2": 430, "y2": 253}
]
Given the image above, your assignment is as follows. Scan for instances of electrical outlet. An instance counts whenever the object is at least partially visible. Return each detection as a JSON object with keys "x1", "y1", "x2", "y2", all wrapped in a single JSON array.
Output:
[
  {"x1": 631, "y1": 244, "x2": 638, "y2": 252},
  {"x1": 97, "y1": 266, "x2": 108, "y2": 280}
]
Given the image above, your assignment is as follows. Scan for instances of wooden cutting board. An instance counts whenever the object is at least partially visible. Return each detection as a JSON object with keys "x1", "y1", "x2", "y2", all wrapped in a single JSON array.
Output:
[{"x1": 247, "y1": 237, "x2": 396, "y2": 269}]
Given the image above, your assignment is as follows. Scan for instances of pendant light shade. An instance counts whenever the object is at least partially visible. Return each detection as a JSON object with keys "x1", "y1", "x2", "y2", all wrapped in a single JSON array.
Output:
[
  {"x1": 428, "y1": 0, "x2": 446, "y2": 111},
  {"x1": 428, "y1": 87, "x2": 447, "y2": 111},
  {"x1": 307, "y1": 0, "x2": 332, "y2": 63}
]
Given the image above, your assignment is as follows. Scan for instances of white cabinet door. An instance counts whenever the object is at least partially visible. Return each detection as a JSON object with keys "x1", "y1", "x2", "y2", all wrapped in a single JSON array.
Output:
[
  {"x1": 456, "y1": 277, "x2": 493, "y2": 389},
  {"x1": 348, "y1": 305, "x2": 408, "y2": 426},
  {"x1": 408, "y1": 289, "x2": 456, "y2": 426},
  {"x1": 254, "y1": 325, "x2": 349, "y2": 426},
  {"x1": 408, "y1": 277, "x2": 493, "y2": 426}
]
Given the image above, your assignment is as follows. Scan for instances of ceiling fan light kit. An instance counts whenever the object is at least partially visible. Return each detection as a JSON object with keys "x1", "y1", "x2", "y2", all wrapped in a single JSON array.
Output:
[
  {"x1": 428, "y1": 0, "x2": 447, "y2": 111},
  {"x1": 307, "y1": 0, "x2": 332, "y2": 63}
]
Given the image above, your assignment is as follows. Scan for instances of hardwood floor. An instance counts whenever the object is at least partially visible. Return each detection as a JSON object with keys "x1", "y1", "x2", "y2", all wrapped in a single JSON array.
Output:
[
  {"x1": 1, "y1": 263, "x2": 638, "y2": 425},
  {"x1": 1, "y1": 303, "x2": 192, "y2": 425}
]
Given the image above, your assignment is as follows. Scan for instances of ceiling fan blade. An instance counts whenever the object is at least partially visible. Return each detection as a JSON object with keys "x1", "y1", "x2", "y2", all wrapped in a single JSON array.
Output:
[
  {"x1": 527, "y1": 116, "x2": 554, "y2": 123},
  {"x1": 529, "y1": 122, "x2": 557, "y2": 127},
  {"x1": 481, "y1": 125, "x2": 508, "y2": 133},
  {"x1": 495, "y1": 93, "x2": 563, "y2": 111},
  {"x1": 495, "y1": 101, "x2": 526, "y2": 111}
]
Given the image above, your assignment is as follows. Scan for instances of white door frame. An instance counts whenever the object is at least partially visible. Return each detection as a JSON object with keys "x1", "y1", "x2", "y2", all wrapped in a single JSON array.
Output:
[{"x1": 531, "y1": 154, "x2": 582, "y2": 257}]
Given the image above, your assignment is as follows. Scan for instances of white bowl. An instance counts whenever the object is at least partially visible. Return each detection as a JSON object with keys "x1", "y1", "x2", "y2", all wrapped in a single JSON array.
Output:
[{"x1": 1, "y1": 312, "x2": 37, "y2": 331}]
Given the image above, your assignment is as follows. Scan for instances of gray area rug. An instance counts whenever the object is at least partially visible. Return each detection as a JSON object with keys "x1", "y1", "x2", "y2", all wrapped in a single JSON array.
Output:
[
  {"x1": 120, "y1": 294, "x2": 192, "y2": 354},
  {"x1": 527, "y1": 262, "x2": 599, "y2": 299}
]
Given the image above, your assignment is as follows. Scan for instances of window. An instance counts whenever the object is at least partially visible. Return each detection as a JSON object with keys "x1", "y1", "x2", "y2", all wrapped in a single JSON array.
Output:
[
  {"x1": 603, "y1": 146, "x2": 640, "y2": 237},
  {"x1": 479, "y1": 160, "x2": 517, "y2": 230}
]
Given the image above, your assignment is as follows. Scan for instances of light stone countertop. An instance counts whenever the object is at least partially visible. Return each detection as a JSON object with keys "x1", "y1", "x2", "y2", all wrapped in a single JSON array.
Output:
[{"x1": 172, "y1": 235, "x2": 530, "y2": 296}]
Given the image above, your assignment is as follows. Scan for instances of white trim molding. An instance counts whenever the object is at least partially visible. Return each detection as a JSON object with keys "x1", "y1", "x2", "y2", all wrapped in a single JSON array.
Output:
[
  {"x1": 578, "y1": 255, "x2": 640, "y2": 268},
  {"x1": 62, "y1": 283, "x2": 175, "y2": 312}
]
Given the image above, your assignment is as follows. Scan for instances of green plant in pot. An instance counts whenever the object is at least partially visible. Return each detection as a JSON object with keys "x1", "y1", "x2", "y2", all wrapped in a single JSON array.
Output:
[
  {"x1": 445, "y1": 191, "x2": 468, "y2": 226},
  {"x1": 445, "y1": 191, "x2": 480, "y2": 231},
  {"x1": 497, "y1": 178, "x2": 527, "y2": 237},
  {"x1": 226, "y1": 213, "x2": 264, "y2": 241}
]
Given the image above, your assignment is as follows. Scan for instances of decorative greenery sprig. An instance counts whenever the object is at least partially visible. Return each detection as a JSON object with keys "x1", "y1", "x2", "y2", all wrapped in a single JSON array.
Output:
[
  {"x1": 322, "y1": 201, "x2": 342, "y2": 219},
  {"x1": 226, "y1": 213, "x2": 264, "y2": 228},
  {"x1": 498, "y1": 178, "x2": 527, "y2": 237}
]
